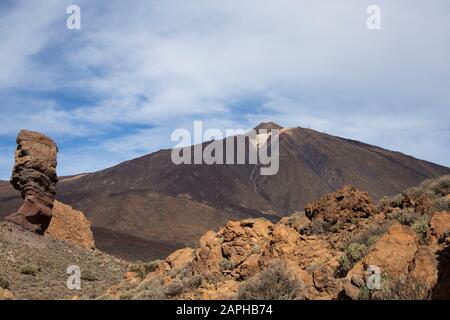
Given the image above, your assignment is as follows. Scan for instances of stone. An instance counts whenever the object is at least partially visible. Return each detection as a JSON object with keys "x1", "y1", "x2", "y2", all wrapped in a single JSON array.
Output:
[
  {"x1": 6, "y1": 130, "x2": 58, "y2": 234},
  {"x1": 0, "y1": 288, "x2": 14, "y2": 300},
  {"x1": 45, "y1": 201, "x2": 95, "y2": 249},
  {"x1": 348, "y1": 223, "x2": 418, "y2": 279},
  {"x1": 304, "y1": 185, "x2": 374, "y2": 229},
  {"x1": 165, "y1": 248, "x2": 195, "y2": 270},
  {"x1": 430, "y1": 211, "x2": 450, "y2": 242}
]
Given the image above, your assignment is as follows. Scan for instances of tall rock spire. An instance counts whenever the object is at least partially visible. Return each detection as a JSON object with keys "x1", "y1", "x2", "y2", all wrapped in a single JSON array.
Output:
[{"x1": 6, "y1": 130, "x2": 58, "y2": 234}]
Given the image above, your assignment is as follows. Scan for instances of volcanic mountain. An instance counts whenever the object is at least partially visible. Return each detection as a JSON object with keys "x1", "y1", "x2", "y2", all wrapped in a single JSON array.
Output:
[{"x1": 1, "y1": 123, "x2": 449, "y2": 260}]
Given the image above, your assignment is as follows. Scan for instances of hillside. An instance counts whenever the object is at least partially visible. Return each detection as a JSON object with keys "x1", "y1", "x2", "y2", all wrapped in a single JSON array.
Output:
[
  {"x1": 106, "y1": 175, "x2": 450, "y2": 300},
  {"x1": 0, "y1": 221, "x2": 126, "y2": 300},
  {"x1": 1, "y1": 123, "x2": 449, "y2": 261}
]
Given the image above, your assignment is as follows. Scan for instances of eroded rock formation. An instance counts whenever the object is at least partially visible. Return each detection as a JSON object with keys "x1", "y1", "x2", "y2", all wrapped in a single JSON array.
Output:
[
  {"x1": 6, "y1": 130, "x2": 58, "y2": 234},
  {"x1": 45, "y1": 201, "x2": 95, "y2": 249},
  {"x1": 304, "y1": 185, "x2": 374, "y2": 223},
  {"x1": 106, "y1": 176, "x2": 450, "y2": 300}
]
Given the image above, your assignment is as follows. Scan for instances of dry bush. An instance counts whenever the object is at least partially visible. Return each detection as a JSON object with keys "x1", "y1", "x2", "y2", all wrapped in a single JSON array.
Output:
[
  {"x1": 336, "y1": 223, "x2": 390, "y2": 277},
  {"x1": 129, "y1": 260, "x2": 162, "y2": 278},
  {"x1": 20, "y1": 264, "x2": 40, "y2": 276},
  {"x1": 369, "y1": 276, "x2": 429, "y2": 300},
  {"x1": 302, "y1": 219, "x2": 334, "y2": 235},
  {"x1": 238, "y1": 261, "x2": 304, "y2": 300}
]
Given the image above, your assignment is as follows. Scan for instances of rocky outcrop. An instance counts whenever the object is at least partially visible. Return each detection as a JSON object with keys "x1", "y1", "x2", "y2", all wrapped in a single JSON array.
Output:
[
  {"x1": 430, "y1": 211, "x2": 450, "y2": 243},
  {"x1": 6, "y1": 130, "x2": 58, "y2": 234},
  {"x1": 45, "y1": 201, "x2": 95, "y2": 249},
  {"x1": 106, "y1": 176, "x2": 450, "y2": 301},
  {"x1": 304, "y1": 185, "x2": 374, "y2": 225}
]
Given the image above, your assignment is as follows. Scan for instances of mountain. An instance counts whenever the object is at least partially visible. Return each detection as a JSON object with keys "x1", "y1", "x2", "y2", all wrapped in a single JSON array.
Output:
[{"x1": 1, "y1": 123, "x2": 449, "y2": 261}]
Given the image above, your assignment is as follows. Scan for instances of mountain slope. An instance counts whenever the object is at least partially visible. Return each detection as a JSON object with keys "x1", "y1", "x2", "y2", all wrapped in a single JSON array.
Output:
[{"x1": 1, "y1": 124, "x2": 449, "y2": 261}]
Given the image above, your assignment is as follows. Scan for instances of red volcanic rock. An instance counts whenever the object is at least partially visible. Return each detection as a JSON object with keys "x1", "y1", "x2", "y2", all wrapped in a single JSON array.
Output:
[
  {"x1": 304, "y1": 185, "x2": 374, "y2": 224},
  {"x1": 6, "y1": 130, "x2": 58, "y2": 234}
]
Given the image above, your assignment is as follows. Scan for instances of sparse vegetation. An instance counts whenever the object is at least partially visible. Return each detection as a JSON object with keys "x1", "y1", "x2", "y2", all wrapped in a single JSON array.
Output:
[
  {"x1": 20, "y1": 264, "x2": 40, "y2": 276},
  {"x1": 0, "y1": 275, "x2": 10, "y2": 289},
  {"x1": 238, "y1": 261, "x2": 304, "y2": 300},
  {"x1": 336, "y1": 223, "x2": 390, "y2": 277},
  {"x1": 252, "y1": 244, "x2": 261, "y2": 254},
  {"x1": 433, "y1": 197, "x2": 450, "y2": 212},
  {"x1": 412, "y1": 217, "x2": 430, "y2": 244},
  {"x1": 165, "y1": 279, "x2": 185, "y2": 297},
  {"x1": 81, "y1": 270, "x2": 99, "y2": 281},
  {"x1": 219, "y1": 259, "x2": 234, "y2": 271},
  {"x1": 129, "y1": 260, "x2": 162, "y2": 278},
  {"x1": 303, "y1": 219, "x2": 334, "y2": 235},
  {"x1": 368, "y1": 276, "x2": 429, "y2": 300}
]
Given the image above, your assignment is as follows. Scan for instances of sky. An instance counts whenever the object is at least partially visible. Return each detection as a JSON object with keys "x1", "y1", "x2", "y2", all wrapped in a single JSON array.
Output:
[{"x1": 0, "y1": 0, "x2": 449, "y2": 179}]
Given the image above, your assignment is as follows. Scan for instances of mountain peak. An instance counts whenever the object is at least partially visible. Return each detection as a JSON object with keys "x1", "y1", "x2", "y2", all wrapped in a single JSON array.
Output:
[{"x1": 254, "y1": 121, "x2": 284, "y2": 131}]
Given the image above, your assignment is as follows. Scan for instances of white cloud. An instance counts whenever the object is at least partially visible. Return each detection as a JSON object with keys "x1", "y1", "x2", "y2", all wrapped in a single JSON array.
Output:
[{"x1": 0, "y1": 0, "x2": 449, "y2": 180}]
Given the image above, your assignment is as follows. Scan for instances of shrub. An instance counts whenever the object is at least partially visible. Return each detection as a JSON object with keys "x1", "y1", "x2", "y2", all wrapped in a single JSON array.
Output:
[
  {"x1": 433, "y1": 197, "x2": 450, "y2": 212},
  {"x1": 129, "y1": 260, "x2": 162, "y2": 278},
  {"x1": 252, "y1": 244, "x2": 261, "y2": 254},
  {"x1": 336, "y1": 243, "x2": 369, "y2": 277},
  {"x1": 183, "y1": 274, "x2": 203, "y2": 290},
  {"x1": 165, "y1": 280, "x2": 185, "y2": 298},
  {"x1": 370, "y1": 276, "x2": 429, "y2": 300},
  {"x1": 238, "y1": 261, "x2": 304, "y2": 300},
  {"x1": 20, "y1": 264, "x2": 40, "y2": 276},
  {"x1": 0, "y1": 275, "x2": 9, "y2": 289},
  {"x1": 430, "y1": 175, "x2": 450, "y2": 196},
  {"x1": 81, "y1": 270, "x2": 98, "y2": 281},
  {"x1": 388, "y1": 208, "x2": 421, "y2": 225},
  {"x1": 219, "y1": 259, "x2": 234, "y2": 272},
  {"x1": 130, "y1": 277, "x2": 166, "y2": 300},
  {"x1": 304, "y1": 219, "x2": 334, "y2": 235},
  {"x1": 358, "y1": 285, "x2": 370, "y2": 300},
  {"x1": 412, "y1": 217, "x2": 430, "y2": 244},
  {"x1": 336, "y1": 223, "x2": 389, "y2": 277}
]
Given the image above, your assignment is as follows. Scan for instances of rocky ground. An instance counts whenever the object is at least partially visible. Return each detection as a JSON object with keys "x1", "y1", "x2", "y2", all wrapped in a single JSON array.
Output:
[
  {"x1": 0, "y1": 221, "x2": 127, "y2": 300},
  {"x1": 1, "y1": 175, "x2": 449, "y2": 300},
  {"x1": 104, "y1": 175, "x2": 450, "y2": 300}
]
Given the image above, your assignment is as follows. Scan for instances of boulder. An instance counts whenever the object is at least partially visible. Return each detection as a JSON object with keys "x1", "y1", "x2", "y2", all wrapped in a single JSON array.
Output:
[
  {"x1": 348, "y1": 223, "x2": 418, "y2": 279},
  {"x1": 6, "y1": 130, "x2": 58, "y2": 234},
  {"x1": 45, "y1": 201, "x2": 95, "y2": 249},
  {"x1": 430, "y1": 211, "x2": 450, "y2": 242}
]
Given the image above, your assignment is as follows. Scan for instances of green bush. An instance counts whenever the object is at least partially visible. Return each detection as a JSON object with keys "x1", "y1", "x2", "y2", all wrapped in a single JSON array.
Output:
[
  {"x1": 238, "y1": 261, "x2": 304, "y2": 300},
  {"x1": 336, "y1": 223, "x2": 389, "y2": 277},
  {"x1": 412, "y1": 218, "x2": 430, "y2": 244}
]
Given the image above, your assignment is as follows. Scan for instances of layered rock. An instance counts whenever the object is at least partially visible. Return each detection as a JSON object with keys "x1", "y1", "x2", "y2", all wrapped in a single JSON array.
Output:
[
  {"x1": 45, "y1": 201, "x2": 95, "y2": 249},
  {"x1": 6, "y1": 130, "x2": 58, "y2": 234}
]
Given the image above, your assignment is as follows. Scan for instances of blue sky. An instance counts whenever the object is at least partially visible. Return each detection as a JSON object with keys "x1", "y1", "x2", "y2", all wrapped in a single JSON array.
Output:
[{"x1": 0, "y1": 0, "x2": 449, "y2": 179}]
